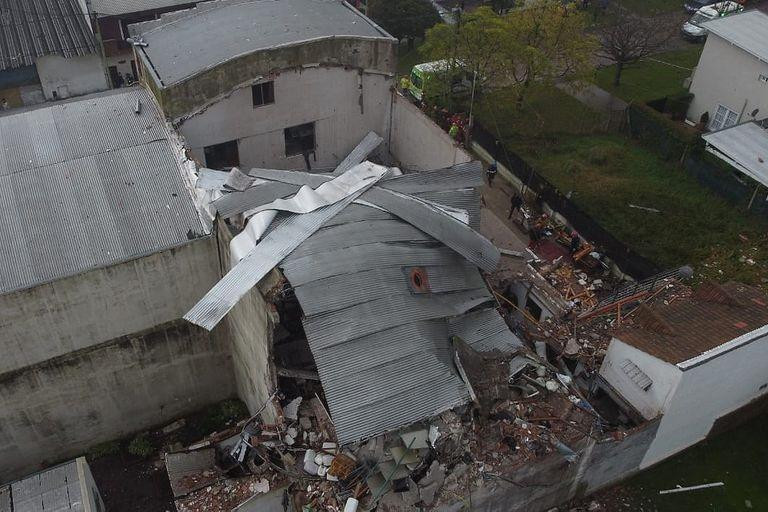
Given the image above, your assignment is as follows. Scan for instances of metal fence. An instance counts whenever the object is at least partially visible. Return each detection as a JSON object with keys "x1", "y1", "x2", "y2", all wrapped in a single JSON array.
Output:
[{"x1": 473, "y1": 123, "x2": 661, "y2": 279}]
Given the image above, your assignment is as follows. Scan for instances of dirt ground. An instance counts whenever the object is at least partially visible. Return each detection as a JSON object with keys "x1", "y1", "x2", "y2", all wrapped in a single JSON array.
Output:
[{"x1": 90, "y1": 453, "x2": 174, "y2": 512}]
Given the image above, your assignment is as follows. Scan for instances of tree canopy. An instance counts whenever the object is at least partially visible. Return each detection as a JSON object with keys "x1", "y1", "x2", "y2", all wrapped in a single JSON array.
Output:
[
  {"x1": 422, "y1": 1, "x2": 596, "y2": 104},
  {"x1": 367, "y1": 0, "x2": 441, "y2": 43}
]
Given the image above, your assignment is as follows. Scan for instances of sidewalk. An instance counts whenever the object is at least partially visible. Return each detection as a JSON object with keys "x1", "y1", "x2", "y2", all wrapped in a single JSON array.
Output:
[{"x1": 556, "y1": 82, "x2": 628, "y2": 114}]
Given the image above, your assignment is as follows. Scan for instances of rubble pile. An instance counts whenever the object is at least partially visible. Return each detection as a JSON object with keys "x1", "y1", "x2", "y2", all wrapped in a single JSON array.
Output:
[{"x1": 176, "y1": 474, "x2": 281, "y2": 512}]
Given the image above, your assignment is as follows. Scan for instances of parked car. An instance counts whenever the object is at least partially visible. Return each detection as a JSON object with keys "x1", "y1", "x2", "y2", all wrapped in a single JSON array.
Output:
[
  {"x1": 682, "y1": 1, "x2": 743, "y2": 41},
  {"x1": 684, "y1": 0, "x2": 744, "y2": 13}
]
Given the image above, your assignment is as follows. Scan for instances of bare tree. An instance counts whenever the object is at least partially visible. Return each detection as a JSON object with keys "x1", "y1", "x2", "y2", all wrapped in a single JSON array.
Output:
[{"x1": 596, "y1": 7, "x2": 676, "y2": 87}]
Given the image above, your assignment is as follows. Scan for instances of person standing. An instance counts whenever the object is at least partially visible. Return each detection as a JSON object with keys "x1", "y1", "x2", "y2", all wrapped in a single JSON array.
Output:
[
  {"x1": 399, "y1": 75, "x2": 411, "y2": 96},
  {"x1": 508, "y1": 194, "x2": 523, "y2": 219},
  {"x1": 0, "y1": 98, "x2": 8, "y2": 110},
  {"x1": 449, "y1": 122, "x2": 460, "y2": 142},
  {"x1": 569, "y1": 230, "x2": 581, "y2": 255},
  {"x1": 486, "y1": 161, "x2": 498, "y2": 187}
]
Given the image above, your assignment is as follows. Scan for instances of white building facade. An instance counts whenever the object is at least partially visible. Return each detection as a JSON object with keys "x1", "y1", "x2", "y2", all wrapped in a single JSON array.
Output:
[
  {"x1": 130, "y1": 0, "x2": 397, "y2": 171},
  {"x1": 599, "y1": 283, "x2": 768, "y2": 469},
  {"x1": 687, "y1": 10, "x2": 768, "y2": 130}
]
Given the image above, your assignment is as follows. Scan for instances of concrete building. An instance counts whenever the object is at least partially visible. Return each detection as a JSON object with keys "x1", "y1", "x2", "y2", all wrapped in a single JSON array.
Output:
[
  {"x1": 687, "y1": 10, "x2": 768, "y2": 129},
  {"x1": 128, "y1": 0, "x2": 397, "y2": 171},
  {"x1": 85, "y1": 0, "x2": 200, "y2": 87},
  {"x1": 0, "y1": 458, "x2": 104, "y2": 512},
  {"x1": 0, "y1": 0, "x2": 108, "y2": 109},
  {"x1": 599, "y1": 282, "x2": 768, "y2": 467},
  {"x1": 0, "y1": 88, "x2": 235, "y2": 480}
]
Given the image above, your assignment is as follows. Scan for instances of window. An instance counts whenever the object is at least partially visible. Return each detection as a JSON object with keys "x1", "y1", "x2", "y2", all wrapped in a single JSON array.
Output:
[
  {"x1": 284, "y1": 122, "x2": 316, "y2": 157},
  {"x1": 524, "y1": 296, "x2": 543, "y2": 321},
  {"x1": 204, "y1": 140, "x2": 240, "y2": 169},
  {"x1": 252, "y1": 81, "x2": 275, "y2": 107},
  {"x1": 710, "y1": 104, "x2": 739, "y2": 131},
  {"x1": 620, "y1": 359, "x2": 653, "y2": 391}
]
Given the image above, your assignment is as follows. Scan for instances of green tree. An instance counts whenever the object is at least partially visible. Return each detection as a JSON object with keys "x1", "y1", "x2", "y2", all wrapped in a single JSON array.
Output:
[
  {"x1": 422, "y1": 7, "x2": 508, "y2": 97},
  {"x1": 423, "y1": 1, "x2": 596, "y2": 106},
  {"x1": 368, "y1": 0, "x2": 441, "y2": 48},
  {"x1": 504, "y1": 0, "x2": 596, "y2": 105}
]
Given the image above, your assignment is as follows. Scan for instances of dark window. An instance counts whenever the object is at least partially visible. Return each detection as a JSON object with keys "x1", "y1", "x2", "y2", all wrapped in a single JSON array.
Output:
[
  {"x1": 284, "y1": 122, "x2": 315, "y2": 157},
  {"x1": 204, "y1": 140, "x2": 240, "y2": 169},
  {"x1": 252, "y1": 81, "x2": 275, "y2": 107},
  {"x1": 525, "y1": 296, "x2": 543, "y2": 321}
]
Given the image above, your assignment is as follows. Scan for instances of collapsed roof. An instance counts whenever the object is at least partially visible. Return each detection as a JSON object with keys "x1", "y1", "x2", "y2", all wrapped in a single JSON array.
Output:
[
  {"x1": 185, "y1": 135, "x2": 524, "y2": 444},
  {"x1": 614, "y1": 281, "x2": 768, "y2": 365}
]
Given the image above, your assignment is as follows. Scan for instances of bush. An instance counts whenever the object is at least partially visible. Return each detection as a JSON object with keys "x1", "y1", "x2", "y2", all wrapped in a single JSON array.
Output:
[
  {"x1": 628, "y1": 101, "x2": 700, "y2": 161},
  {"x1": 88, "y1": 440, "x2": 121, "y2": 459},
  {"x1": 127, "y1": 433, "x2": 154, "y2": 458}
]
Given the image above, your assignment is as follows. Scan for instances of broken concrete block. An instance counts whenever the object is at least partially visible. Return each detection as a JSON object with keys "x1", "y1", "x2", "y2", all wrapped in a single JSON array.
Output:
[
  {"x1": 418, "y1": 460, "x2": 446, "y2": 489},
  {"x1": 419, "y1": 481, "x2": 441, "y2": 506},
  {"x1": 399, "y1": 429, "x2": 430, "y2": 449},
  {"x1": 389, "y1": 446, "x2": 420, "y2": 466},
  {"x1": 300, "y1": 416, "x2": 313, "y2": 430},
  {"x1": 161, "y1": 419, "x2": 186, "y2": 434},
  {"x1": 304, "y1": 459, "x2": 319, "y2": 475},
  {"x1": 321, "y1": 454, "x2": 335, "y2": 466},
  {"x1": 283, "y1": 397, "x2": 302, "y2": 420}
]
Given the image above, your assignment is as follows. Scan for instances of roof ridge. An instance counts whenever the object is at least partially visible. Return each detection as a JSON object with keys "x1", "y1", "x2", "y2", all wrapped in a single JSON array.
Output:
[{"x1": 693, "y1": 281, "x2": 742, "y2": 307}]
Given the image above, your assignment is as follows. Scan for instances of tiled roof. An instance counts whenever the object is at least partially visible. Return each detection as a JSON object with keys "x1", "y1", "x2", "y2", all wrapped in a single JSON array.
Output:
[
  {"x1": 615, "y1": 282, "x2": 768, "y2": 364},
  {"x1": 0, "y1": 0, "x2": 98, "y2": 71}
]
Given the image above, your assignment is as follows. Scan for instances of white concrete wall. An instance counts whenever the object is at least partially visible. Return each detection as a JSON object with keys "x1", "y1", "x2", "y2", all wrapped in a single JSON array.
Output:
[
  {"x1": 641, "y1": 328, "x2": 768, "y2": 467},
  {"x1": 0, "y1": 237, "x2": 219, "y2": 374},
  {"x1": 216, "y1": 221, "x2": 279, "y2": 422},
  {"x1": 35, "y1": 54, "x2": 108, "y2": 100},
  {"x1": 0, "y1": 320, "x2": 234, "y2": 481},
  {"x1": 180, "y1": 67, "x2": 393, "y2": 170},
  {"x1": 390, "y1": 93, "x2": 472, "y2": 171},
  {"x1": 599, "y1": 338, "x2": 682, "y2": 421},
  {"x1": 687, "y1": 34, "x2": 768, "y2": 124}
]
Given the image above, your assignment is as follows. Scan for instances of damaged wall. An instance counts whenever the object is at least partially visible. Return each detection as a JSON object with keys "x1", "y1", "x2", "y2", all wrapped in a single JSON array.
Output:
[
  {"x1": 215, "y1": 221, "x2": 279, "y2": 422},
  {"x1": 142, "y1": 38, "x2": 396, "y2": 120},
  {"x1": 440, "y1": 421, "x2": 660, "y2": 512},
  {"x1": 0, "y1": 320, "x2": 234, "y2": 481},
  {"x1": 389, "y1": 93, "x2": 472, "y2": 171},
  {"x1": 599, "y1": 339, "x2": 682, "y2": 421},
  {"x1": 180, "y1": 66, "x2": 393, "y2": 170},
  {"x1": 0, "y1": 237, "x2": 220, "y2": 375}
]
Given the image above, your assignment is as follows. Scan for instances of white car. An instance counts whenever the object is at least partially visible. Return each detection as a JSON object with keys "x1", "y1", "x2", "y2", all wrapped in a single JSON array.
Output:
[{"x1": 681, "y1": 1, "x2": 743, "y2": 42}]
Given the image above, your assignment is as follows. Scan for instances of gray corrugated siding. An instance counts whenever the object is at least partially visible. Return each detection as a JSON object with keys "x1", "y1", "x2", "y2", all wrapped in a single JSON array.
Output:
[
  {"x1": 11, "y1": 461, "x2": 84, "y2": 512},
  {"x1": 448, "y1": 307, "x2": 524, "y2": 352},
  {"x1": 0, "y1": 88, "x2": 204, "y2": 294},
  {"x1": 92, "y1": 0, "x2": 197, "y2": 16},
  {"x1": 0, "y1": 0, "x2": 98, "y2": 70},
  {"x1": 280, "y1": 204, "x2": 508, "y2": 444}
]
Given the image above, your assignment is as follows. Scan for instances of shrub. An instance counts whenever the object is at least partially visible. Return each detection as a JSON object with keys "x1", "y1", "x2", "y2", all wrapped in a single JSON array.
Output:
[
  {"x1": 127, "y1": 433, "x2": 154, "y2": 458},
  {"x1": 88, "y1": 440, "x2": 121, "y2": 459}
]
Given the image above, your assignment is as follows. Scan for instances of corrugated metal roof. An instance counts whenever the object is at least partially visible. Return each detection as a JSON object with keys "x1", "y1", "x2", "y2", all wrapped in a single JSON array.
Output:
[
  {"x1": 0, "y1": 0, "x2": 98, "y2": 71},
  {"x1": 92, "y1": 0, "x2": 198, "y2": 16},
  {"x1": 703, "y1": 9, "x2": 768, "y2": 63},
  {"x1": 130, "y1": 0, "x2": 394, "y2": 86},
  {"x1": 702, "y1": 121, "x2": 768, "y2": 186},
  {"x1": 279, "y1": 203, "x2": 516, "y2": 444},
  {"x1": 0, "y1": 87, "x2": 205, "y2": 295},
  {"x1": 11, "y1": 460, "x2": 84, "y2": 512}
]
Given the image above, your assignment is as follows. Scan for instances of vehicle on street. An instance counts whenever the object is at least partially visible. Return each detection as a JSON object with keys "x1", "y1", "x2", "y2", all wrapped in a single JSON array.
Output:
[
  {"x1": 683, "y1": 0, "x2": 744, "y2": 13},
  {"x1": 681, "y1": 1, "x2": 744, "y2": 41}
]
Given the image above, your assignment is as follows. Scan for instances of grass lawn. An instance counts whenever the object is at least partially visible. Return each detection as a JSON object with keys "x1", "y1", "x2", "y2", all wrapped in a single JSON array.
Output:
[
  {"x1": 473, "y1": 85, "x2": 605, "y2": 148},
  {"x1": 518, "y1": 134, "x2": 768, "y2": 285},
  {"x1": 595, "y1": 46, "x2": 703, "y2": 103}
]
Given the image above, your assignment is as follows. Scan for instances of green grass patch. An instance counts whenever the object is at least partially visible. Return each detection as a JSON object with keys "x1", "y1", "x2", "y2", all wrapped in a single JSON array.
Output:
[
  {"x1": 619, "y1": 413, "x2": 768, "y2": 511},
  {"x1": 474, "y1": 85, "x2": 605, "y2": 148},
  {"x1": 127, "y1": 432, "x2": 154, "y2": 458},
  {"x1": 595, "y1": 46, "x2": 703, "y2": 103},
  {"x1": 517, "y1": 134, "x2": 768, "y2": 285}
]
